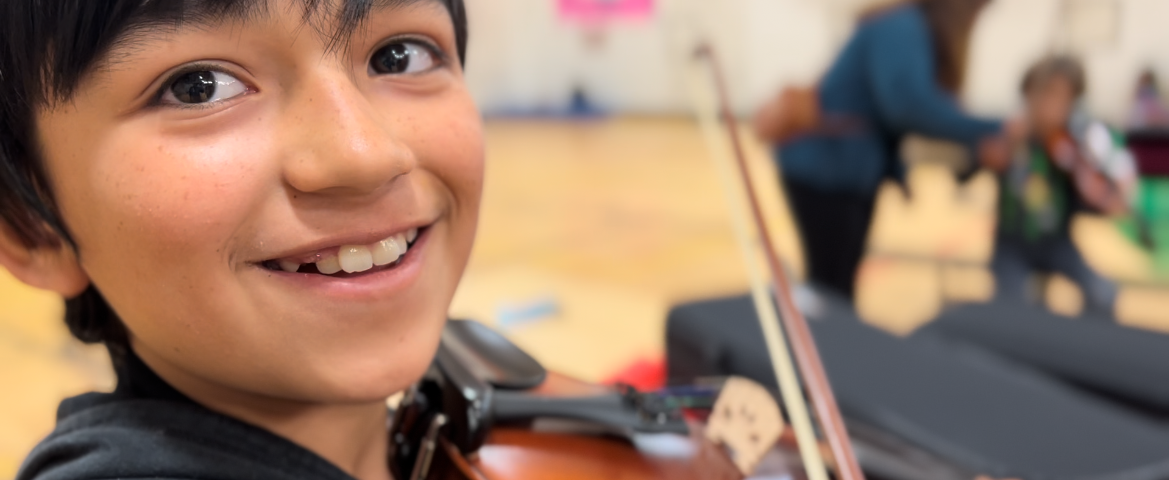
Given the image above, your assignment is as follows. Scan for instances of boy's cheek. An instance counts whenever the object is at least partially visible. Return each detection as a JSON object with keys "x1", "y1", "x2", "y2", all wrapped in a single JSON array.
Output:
[
  {"x1": 84, "y1": 125, "x2": 273, "y2": 252},
  {"x1": 409, "y1": 96, "x2": 486, "y2": 196},
  {"x1": 46, "y1": 124, "x2": 279, "y2": 331}
]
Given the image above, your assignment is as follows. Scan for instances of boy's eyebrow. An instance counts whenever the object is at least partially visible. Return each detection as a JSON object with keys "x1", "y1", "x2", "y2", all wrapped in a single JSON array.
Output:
[{"x1": 100, "y1": 0, "x2": 442, "y2": 71}]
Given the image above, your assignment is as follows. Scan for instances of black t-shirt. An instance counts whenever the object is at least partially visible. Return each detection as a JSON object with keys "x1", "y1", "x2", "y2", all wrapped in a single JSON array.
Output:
[{"x1": 17, "y1": 349, "x2": 361, "y2": 480}]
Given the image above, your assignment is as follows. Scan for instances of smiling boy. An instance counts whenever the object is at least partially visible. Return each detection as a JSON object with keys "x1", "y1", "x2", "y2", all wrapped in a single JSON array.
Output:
[{"x1": 1, "y1": 1, "x2": 481, "y2": 479}]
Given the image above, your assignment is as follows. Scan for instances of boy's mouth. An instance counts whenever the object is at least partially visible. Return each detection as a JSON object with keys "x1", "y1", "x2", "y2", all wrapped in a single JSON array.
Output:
[{"x1": 259, "y1": 227, "x2": 424, "y2": 278}]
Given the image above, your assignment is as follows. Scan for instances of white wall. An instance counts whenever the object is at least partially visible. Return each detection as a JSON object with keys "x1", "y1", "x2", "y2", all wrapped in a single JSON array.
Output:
[
  {"x1": 464, "y1": 0, "x2": 1169, "y2": 122},
  {"x1": 966, "y1": 0, "x2": 1169, "y2": 122}
]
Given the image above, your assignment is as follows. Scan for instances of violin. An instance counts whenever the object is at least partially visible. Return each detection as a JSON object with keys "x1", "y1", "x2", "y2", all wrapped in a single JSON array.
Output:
[
  {"x1": 387, "y1": 320, "x2": 780, "y2": 480},
  {"x1": 386, "y1": 43, "x2": 865, "y2": 480},
  {"x1": 1045, "y1": 125, "x2": 1155, "y2": 249}
]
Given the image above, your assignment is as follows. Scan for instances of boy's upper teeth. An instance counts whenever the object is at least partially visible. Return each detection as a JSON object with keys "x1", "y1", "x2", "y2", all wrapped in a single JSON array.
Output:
[
  {"x1": 285, "y1": 229, "x2": 417, "y2": 275},
  {"x1": 372, "y1": 236, "x2": 405, "y2": 266},
  {"x1": 339, "y1": 245, "x2": 374, "y2": 273},
  {"x1": 316, "y1": 255, "x2": 343, "y2": 275}
]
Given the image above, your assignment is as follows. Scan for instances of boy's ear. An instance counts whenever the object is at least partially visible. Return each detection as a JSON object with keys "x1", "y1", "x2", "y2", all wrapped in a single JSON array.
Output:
[{"x1": 0, "y1": 223, "x2": 89, "y2": 297}]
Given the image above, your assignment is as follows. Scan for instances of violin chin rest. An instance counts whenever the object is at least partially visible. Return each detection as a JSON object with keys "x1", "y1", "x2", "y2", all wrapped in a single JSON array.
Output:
[{"x1": 442, "y1": 319, "x2": 548, "y2": 390}]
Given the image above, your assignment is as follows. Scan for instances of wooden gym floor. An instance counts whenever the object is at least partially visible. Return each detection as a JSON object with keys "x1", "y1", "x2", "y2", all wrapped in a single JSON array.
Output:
[{"x1": 2, "y1": 117, "x2": 1167, "y2": 477}]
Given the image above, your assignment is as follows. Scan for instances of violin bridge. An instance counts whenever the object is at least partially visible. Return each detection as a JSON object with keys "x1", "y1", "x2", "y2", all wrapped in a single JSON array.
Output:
[{"x1": 705, "y1": 377, "x2": 786, "y2": 476}]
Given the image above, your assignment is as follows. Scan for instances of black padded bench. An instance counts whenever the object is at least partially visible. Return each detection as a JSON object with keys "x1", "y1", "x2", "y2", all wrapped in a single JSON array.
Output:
[{"x1": 666, "y1": 295, "x2": 1169, "y2": 480}]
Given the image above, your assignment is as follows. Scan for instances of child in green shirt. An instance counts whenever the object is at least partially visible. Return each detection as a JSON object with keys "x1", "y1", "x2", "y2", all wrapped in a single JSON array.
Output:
[{"x1": 991, "y1": 56, "x2": 1134, "y2": 318}]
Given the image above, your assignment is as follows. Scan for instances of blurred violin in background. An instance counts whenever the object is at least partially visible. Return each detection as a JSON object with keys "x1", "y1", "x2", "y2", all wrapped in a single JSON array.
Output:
[{"x1": 1046, "y1": 119, "x2": 1154, "y2": 249}]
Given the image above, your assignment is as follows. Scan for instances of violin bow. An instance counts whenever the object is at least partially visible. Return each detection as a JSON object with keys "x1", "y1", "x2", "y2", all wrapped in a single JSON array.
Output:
[{"x1": 687, "y1": 44, "x2": 865, "y2": 480}]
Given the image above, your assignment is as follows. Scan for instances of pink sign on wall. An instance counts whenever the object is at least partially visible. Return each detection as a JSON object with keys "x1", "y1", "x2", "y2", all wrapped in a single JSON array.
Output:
[{"x1": 558, "y1": 0, "x2": 655, "y2": 24}]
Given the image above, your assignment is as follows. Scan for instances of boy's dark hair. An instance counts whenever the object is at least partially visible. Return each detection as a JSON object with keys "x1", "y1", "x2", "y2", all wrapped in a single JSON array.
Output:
[
  {"x1": 0, "y1": 0, "x2": 468, "y2": 364},
  {"x1": 1021, "y1": 55, "x2": 1087, "y2": 98}
]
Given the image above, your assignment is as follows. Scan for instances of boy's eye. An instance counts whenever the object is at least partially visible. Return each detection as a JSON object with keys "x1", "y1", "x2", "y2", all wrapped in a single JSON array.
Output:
[
  {"x1": 160, "y1": 70, "x2": 249, "y2": 106},
  {"x1": 370, "y1": 41, "x2": 439, "y2": 75}
]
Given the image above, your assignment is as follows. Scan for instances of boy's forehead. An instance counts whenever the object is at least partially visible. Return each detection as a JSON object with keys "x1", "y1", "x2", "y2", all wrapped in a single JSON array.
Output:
[{"x1": 105, "y1": 0, "x2": 445, "y2": 66}]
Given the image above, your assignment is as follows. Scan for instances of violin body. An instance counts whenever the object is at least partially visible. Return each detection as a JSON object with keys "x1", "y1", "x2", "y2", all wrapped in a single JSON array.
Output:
[
  {"x1": 1045, "y1": 127, "x2": 1132, "y2": 216},
  {"x1": 1044, "y1": 125, "x2": 1156, "y2": 252},
  {"x1": 389, "y1": 321, "x2": 805, "y2": 480},
  {"x1": 440, "y1": 373, "x2": 804, "y2": 480},
  {"x1": 401, "y1": 371, "x2": 799, "y2": 480},
  {"x1": 467, "y1": 373, "x2": 737, "y2": 480},
  {"x1": 451, "y1": 421, "x2": 743, "y2": 480}
]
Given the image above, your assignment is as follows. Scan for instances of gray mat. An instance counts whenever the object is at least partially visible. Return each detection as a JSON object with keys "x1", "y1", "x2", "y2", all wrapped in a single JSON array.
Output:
[
  {"x1": 667, "y1": 295, "x2": 1169, "y2": 480},
  {"x1": 922, "y1": 302, "x2": 1169, "y2": 413}
]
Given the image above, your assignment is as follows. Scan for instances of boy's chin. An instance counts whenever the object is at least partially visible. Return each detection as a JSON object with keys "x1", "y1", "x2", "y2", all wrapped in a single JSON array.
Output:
[{"x1": 288, "y1": 341, "x2": 440, "y2": 404}]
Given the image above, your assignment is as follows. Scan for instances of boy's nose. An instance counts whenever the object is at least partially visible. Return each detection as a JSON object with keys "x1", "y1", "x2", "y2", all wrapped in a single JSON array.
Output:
[{"x1": 280, "y1": 73, "x2": 416, "y2": 195}]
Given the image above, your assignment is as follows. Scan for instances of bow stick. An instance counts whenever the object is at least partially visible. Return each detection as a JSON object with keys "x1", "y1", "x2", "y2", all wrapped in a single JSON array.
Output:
[{"x1": 687, "y1": 43, "x2": 865, "y2": 480}]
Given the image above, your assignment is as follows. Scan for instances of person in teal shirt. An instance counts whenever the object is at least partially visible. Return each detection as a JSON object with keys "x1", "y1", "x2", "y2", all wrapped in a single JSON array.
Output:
[{"x1": 754, "y1": 0, "x2": 1013, "y2": 300}]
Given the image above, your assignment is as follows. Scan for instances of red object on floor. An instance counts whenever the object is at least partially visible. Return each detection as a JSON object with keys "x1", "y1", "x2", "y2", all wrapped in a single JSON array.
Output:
[{"x1": 603, "y1": 356, "x2": 667, "y2": 391}]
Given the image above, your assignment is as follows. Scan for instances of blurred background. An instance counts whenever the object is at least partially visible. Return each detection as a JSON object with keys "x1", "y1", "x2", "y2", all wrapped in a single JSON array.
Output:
[{"x1": 4, "y1": 0, "x2": 1169, "y2": 478}]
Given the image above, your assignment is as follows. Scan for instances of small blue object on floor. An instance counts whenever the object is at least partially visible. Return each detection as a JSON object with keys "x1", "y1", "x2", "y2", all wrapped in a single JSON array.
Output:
[{"x1": 496, "y1": 296, "x2": 560, "y2": 330}]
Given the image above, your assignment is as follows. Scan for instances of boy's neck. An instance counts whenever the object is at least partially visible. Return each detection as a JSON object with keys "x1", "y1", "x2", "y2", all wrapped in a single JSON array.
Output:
[{"x1": 132, "y1": 343, "x2": 393, "y2": 480}]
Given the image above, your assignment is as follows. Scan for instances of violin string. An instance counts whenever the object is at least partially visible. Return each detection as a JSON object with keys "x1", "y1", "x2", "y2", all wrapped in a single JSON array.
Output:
[{"x1": 685, "y1": 50, "x2": 831, "y2": 480}]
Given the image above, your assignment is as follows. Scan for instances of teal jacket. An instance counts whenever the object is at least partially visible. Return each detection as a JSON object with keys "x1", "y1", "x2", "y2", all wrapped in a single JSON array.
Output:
[{"x1": 778, "y1": 5, "x2": 1001, "y2": 194}]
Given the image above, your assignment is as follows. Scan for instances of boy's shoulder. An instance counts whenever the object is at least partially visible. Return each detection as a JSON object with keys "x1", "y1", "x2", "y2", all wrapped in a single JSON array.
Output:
[{"x1": 19, "y1": 385, "x2": 355, "y2": 480}]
